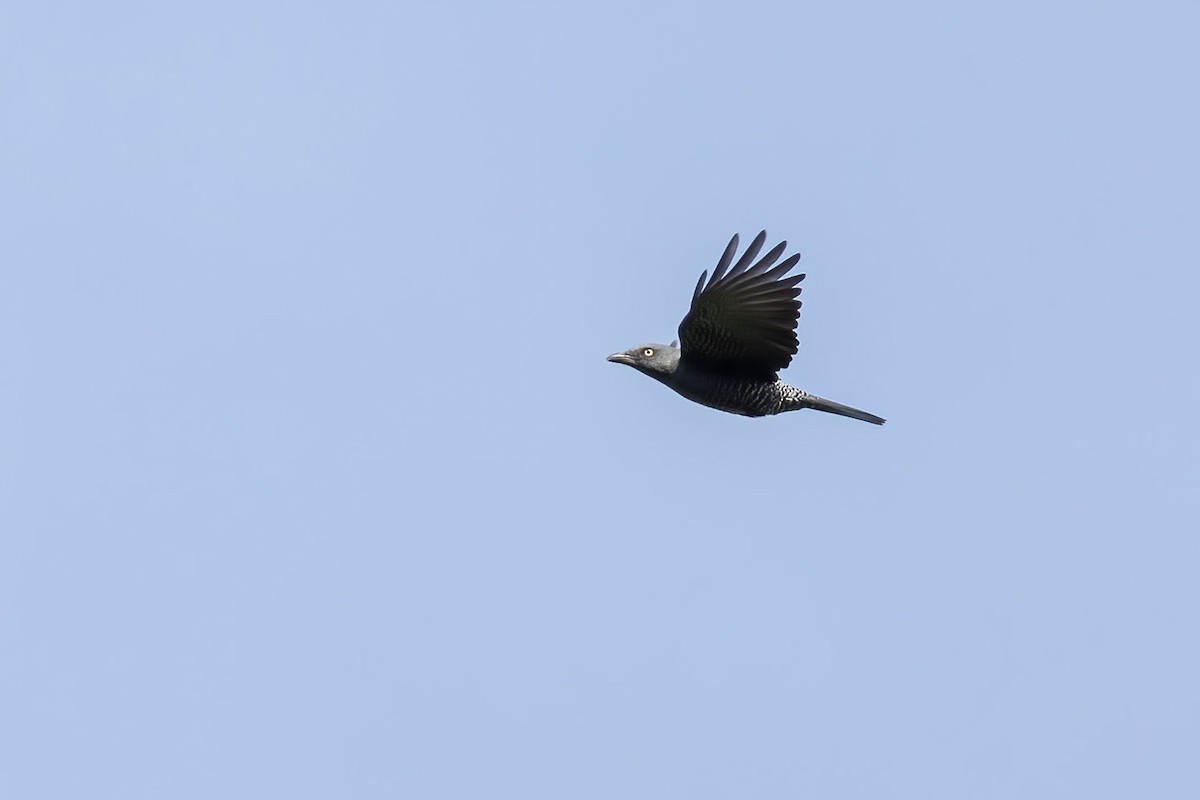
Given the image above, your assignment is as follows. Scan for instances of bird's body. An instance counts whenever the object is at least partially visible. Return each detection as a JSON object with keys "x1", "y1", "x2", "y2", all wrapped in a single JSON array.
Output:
[
  {"x1": 608, "y1": 231, "x2": 885, "y2": 425},
  {"x1": 671, "y1": 362, "x2": 786, "y2": 417}
]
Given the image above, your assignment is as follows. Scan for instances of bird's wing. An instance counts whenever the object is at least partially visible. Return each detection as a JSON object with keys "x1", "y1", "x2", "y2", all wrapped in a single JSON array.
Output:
[{"x1": 677, "y1": 231, "x2": 805, "y2": 378}]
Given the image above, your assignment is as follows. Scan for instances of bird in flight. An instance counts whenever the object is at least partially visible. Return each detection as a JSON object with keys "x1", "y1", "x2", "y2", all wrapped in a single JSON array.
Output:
[{"x1": 608, "y1": 231, "x2": 885, "y2": 424}]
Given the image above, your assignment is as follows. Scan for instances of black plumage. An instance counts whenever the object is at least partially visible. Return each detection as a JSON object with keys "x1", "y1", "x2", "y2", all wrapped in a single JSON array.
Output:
[{"x1": 608, "y1": 231, "x2": 885, "y2": 424}]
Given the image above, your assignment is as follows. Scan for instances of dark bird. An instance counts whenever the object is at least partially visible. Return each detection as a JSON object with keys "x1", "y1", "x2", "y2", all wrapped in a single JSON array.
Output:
[{"x1": 608, "y1": 231, "x2": 885, "y2": 424}]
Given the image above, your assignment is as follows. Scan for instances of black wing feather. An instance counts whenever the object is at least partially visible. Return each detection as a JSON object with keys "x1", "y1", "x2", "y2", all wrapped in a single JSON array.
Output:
[
  {"x1": 677, "y1": 231, "x2": 806, "y2": 378},
  {"x1": 700, "y1": 234, "x2": 741, "y2": 296},
  {"x1": 727, "y1": 230, "x2": 767, "y2": 277}
]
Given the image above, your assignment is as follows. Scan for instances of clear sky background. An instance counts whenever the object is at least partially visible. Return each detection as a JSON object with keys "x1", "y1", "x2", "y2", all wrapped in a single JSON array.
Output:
[{"x1": 3, "y1": 2, "x2": 1199, "y2": 797}]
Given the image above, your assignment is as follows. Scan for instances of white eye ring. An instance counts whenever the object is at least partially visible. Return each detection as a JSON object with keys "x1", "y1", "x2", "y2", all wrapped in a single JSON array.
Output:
[{"x1": 643, "y1": 348, "x2": 654, "y2": 357}]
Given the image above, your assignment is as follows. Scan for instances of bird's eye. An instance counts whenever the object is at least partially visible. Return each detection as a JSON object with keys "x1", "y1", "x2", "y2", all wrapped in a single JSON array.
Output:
[{"x1": 643, "y1": 348, "x2": 654, "y2": 357}]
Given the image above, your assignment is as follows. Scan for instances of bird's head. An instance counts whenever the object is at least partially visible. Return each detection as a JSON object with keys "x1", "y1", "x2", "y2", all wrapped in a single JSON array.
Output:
[{"x1": 606, "y1": 341, "x2": 681, "y2": 379}]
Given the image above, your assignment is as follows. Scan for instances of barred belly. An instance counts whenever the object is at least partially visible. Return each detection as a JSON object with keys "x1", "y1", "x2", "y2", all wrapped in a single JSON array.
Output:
[{"x1": 669, "y1": 373, "x2": 785, "y2": 417}]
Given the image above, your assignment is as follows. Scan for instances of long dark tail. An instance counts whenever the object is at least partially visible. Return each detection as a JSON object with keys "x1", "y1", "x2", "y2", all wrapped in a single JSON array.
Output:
[
  {"x1": 781, "y1": 385, "x2": 886, "y2": 425},
  {"x1": 806, "y1": 394, "x2": 886, "y2": 425}
]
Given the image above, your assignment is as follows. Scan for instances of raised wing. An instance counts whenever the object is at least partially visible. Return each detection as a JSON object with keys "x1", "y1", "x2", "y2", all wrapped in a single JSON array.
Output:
[{"x1": 677, "y1": 231, "x2": 805, "y2": 378}]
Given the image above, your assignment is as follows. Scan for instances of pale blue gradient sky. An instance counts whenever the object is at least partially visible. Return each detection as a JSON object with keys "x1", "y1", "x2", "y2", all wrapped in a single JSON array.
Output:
[{"x1": 3, "y1": 2, "x2": 1199, "y2": 798}]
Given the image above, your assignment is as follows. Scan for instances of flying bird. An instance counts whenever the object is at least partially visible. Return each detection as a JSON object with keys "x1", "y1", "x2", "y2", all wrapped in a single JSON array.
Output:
[{"x1": 608, "y1": 231, "x2": 885, "y2": 424}]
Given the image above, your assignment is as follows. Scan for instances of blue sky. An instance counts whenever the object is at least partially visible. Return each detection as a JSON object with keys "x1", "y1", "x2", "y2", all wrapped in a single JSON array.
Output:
[{"x1": 3, "y1": 1, "x2": 1199, "y2": 797}]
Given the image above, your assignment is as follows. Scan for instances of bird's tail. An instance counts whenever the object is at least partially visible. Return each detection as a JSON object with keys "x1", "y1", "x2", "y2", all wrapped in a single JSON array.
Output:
[
  {"x1": 782, "y1": 385, "x2": 886, "y2": 425},
  {"x1": 803, "y1": 393, "x2": 886, "y2": 425}
]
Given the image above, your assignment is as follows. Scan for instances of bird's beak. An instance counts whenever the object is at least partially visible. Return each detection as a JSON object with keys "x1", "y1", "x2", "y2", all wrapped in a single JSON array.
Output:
[{"x1": 607, "y1": 352, "x2": 635, "y2": 365}]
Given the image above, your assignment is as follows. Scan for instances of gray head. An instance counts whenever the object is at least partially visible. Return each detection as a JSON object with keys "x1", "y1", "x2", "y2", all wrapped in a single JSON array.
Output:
[{"x1": 607, "y1": 341, "x2": 681, "y2": 381}]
